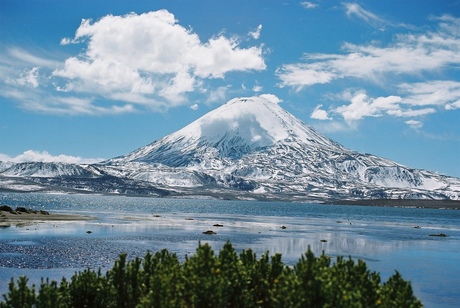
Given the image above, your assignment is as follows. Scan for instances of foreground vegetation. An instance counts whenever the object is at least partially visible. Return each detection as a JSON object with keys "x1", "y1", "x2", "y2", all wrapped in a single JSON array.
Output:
[{"x1": 1, "y1": 241, "x2": 421, "y2": 307}]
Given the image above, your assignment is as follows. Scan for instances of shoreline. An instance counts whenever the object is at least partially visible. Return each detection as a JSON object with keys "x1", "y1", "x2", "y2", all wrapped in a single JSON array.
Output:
[
  {"x1": 0, "y1": 210, "x2": 96, "y2": 227},
  {"x1": 328, "y1": 199, "x2": 460, "y2": 210},
  {"x1": 1, "y1": 189, "x2": 459, "y2": 211}
]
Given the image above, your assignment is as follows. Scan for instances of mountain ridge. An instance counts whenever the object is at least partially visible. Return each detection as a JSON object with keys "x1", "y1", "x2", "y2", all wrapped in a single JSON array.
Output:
[{"x1": 1, "y1": 96, "x2": 460, "y2": 202}]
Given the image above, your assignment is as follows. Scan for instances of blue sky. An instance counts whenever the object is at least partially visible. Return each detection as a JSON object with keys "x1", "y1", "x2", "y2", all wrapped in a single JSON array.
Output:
[{"x1": 1, "y1": 0, "x2": 459, "y2": 177}]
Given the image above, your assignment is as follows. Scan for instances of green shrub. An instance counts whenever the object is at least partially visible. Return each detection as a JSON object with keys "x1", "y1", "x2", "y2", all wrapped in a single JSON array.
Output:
[
  {"x1": 1, "y1": 241, "x2": 422, "y2": 307},
  {"x1": 1, "y1": 276, "x2": 35, "y2": 308}
]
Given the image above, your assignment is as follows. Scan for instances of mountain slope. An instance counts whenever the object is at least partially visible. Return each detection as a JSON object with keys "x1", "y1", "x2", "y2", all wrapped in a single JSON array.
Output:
[
  {"x1": 1, "y1": 162, "x2": 97, "y2": 178},
  {"x1": 2, "y1": 96, "x2": 459, "y2": 201},
  {"x1": 99, "y1": 96, "x2": 460, "y2": 201}
]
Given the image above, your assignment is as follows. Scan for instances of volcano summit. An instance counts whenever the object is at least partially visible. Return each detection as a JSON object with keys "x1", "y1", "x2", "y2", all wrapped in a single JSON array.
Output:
[{"x1": 1, "y1": 96, "x2": 460, "y2": 202}]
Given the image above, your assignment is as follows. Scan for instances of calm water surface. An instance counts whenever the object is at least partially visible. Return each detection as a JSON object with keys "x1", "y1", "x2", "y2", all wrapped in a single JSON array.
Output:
[{"x1": 0, "y1": 193, "x2": 459, "y2": 307}]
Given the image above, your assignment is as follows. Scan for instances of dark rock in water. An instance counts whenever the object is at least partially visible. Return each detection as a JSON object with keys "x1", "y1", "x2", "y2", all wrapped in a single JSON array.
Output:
[
  {"x1": 213, "y1": 224, "x2": 224, "y2": 227},
  {"x1": 0, "y1": 205, "x2": 13, "y2": 212},
  {"x1": 202, "y1": 230, "x2": 216, "y2": 235},
  {"x1": 86, "y1": 230, "x2": 93, "y2": 234},
  {"x1": 16, "y1": 207, "x2": 28, "y2": 213},
  {"x1": 185, "y1": 218, "x2": 194, "y2": 220},
  {"x1": 429, "y1": 233, "x2": 447, "y2": 237},
  {"x1": 281, "y1": 226, "x2": 287, "y2": 229},
  {"x1": 39, "y1": 210, "x2": 50, "y2": 215},
  {"x1": 320, "y1": 239, "x2": 328, "y2": 243},
  {"x1": 1, "y1": 206, "x2": 43, "y2": 214},
  {"x1": 413, "y1": 226, "x2": 421, "y2": 229}
]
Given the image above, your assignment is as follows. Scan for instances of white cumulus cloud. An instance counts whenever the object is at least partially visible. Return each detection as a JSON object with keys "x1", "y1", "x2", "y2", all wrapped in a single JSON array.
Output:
[
  {"x1": 1, "y1": 10, "x2": 266, "y2": 115},
  {"x1": 55, "y1": 10, "x2": 265, "y2": 105}
]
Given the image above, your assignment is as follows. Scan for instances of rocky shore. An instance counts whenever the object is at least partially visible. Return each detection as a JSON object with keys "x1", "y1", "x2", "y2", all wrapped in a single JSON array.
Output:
[{"x1": 0, "y1": 205, "x2": 95, "y2": 227}]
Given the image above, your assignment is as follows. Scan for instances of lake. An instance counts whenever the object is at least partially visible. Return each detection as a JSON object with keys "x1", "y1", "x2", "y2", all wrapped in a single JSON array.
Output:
[{"x1": 0, "y1": 192, "x2": 459, "y2": 307}]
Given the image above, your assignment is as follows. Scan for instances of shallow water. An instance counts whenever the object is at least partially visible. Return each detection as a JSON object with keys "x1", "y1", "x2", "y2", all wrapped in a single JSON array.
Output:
[{"x1": 0, "y1": 193, "x2": 459, "y2": 307}]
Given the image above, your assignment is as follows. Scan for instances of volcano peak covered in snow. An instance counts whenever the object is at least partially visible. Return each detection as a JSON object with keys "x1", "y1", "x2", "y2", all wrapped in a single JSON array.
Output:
[
  {"x1": 2, "y1": 96, "x2": 460, "y2": 201},
  {"x1": 108, "y1": 96, "x2": 344, "y2": 166}
]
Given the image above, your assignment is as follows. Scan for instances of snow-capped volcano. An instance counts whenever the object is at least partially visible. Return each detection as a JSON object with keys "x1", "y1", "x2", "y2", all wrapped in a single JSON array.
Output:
[
  {"x1": 107, "y1": 97, "x2": 345, "y2": 167},
  {"x1": 2, "y1": 96, "x2": 460, "y2": 201},
  {"x1": 99, "y1": 96, "x2": 460, "y2": 201}
]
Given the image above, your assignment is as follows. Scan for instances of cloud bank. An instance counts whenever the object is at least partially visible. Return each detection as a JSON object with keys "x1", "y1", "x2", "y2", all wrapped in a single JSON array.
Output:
[{"x1": 0, "y1": 150, "x2": 103, "y2": 164}]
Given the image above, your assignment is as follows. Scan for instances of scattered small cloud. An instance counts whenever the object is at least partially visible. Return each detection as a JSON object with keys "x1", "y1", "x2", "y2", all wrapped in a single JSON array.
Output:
[
  {"x1": 405, "y1": 120, "x2": 423, "y2": 130},
  {"x1": 16, "y1": 67, "x2": 40, "y2": 88},
  {"x1": 446, "y1": 101, "x2": 460, "y2": 110},
  {"x1": 276, "y1": 64, "x2": 334, "y2": 90},
  {"x1": 343, "y1": 2, "x2": 385, "y2": 28},
  {"x1": 311, "y1": 120, "x2": 352, "y2": 133},
  {"x1": 0, "y1": 150, "x2": 103, "y2": 164},
  {"x1": 277, "y1": 15, "x2": 460, "y2": 128},
  {"x1": 190, "y1": 103, "x2": 199, "y2": 110},
  {"x1": 277, "y1": 15, "x2": 460, "y2": 89},
  {"x1": 311, "y1": 105, "x2": 331, "y2": 120},
  {"x1": 301, "y1": 2, "x2": 318, "y2": 9},
  {"x1": 331, "y1": 91, "x2": 437, "y2": 125},
  {"x1": 249, "y1": 24, "x2": 263, "y2": 39},
  {"x1": 7, "y1": 47, "x2": 60, "y2": 68},
  {"x1": 334, "y1": 92, "x2": 400, "y2": 123},
  {"x1": 60, "y1": 37, "x2": 71, "y2": 45},
  {"x1": 259, "y1": 94, "x2": 282, "y2": 104},
  {"x1": 206, "y1": 85, "x2": 230, "y2": 103},
  {"x1": 399, "y1": 80, "x2": 460, "y2": 109},
  {"x1": 413, "y1": 130, "x2": 460, "y2": 141},
  {"x1": 252, "y1": 81, "x2": 263, "y2": 92},
  {"x1": 387, "y1": 107, "x2": 436, "y2": 118}
]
